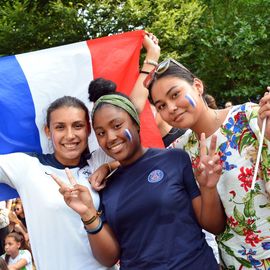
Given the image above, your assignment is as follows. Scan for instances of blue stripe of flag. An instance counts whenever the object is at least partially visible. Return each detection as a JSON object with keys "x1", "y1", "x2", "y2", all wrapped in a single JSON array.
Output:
[
  {"x1": 0, "y1": 55, "x2": 41, "y2": 154},
  {"x1": 0, "y1": 55, "x2": 42, "y2": 200}
]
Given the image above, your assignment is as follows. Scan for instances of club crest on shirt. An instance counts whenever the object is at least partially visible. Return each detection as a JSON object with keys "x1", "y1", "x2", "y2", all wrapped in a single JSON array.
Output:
[{"x1": 147, "y1": 169, "x2": 164, "y2": 183}]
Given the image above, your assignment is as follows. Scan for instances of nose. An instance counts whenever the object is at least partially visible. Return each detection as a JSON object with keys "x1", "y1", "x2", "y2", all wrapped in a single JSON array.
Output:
[
  {"x1": 106, "y1": 129, "x2": 117, "y2": 142},
  {"x1": 66, "y1": 127, "x2": 75, "y2": 139},
  {"x1": 167, "y1": 101, "x2": 178, "y2": 113}
]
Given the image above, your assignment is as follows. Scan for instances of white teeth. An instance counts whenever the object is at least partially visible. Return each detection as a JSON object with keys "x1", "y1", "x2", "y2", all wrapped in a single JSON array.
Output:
[
  {"x1": 64, "y1": 143, "x2": 78, "y2": 149},
  {"x1": 109, "y1": 143, "x2": 123, "y2": 152}
]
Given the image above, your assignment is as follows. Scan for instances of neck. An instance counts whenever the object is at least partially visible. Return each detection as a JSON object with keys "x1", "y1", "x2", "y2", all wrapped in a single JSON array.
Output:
[
  {"x1": 158, "y1": 121, "x2": 172, "y2": 137},
  {"x1": 11, "y1": 250, "x2": 19, "y2": 259},
  {"x1": 192, "y1": 107, "x2": 225, "y2": 138},
  {"x1": 120, "y1": 146, "x2": 147, "y2": 167}
]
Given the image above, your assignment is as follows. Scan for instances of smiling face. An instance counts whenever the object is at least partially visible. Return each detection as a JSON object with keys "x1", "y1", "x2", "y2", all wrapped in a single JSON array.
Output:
[
  {"x1": 151, "y1": 76, "x2": 204, "y2": 129},
  {"x1": 45, "y1": 106, "x2": 90, "y2": 166},
  {"x1": 93, "y1": 104, "x2": 143, "y2": 166},
  {"x1": 4, "y1": 237, "x2": 20, "y2": 258}
]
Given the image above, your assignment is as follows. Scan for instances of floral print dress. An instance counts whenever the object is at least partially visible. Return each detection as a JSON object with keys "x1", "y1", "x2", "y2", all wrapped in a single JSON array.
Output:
[{"x1": 169, "y1": 103, "x2": 270, "y2": 269}]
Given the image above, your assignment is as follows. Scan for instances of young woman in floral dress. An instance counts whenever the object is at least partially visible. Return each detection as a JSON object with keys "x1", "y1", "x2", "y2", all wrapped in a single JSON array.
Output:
[{"x1": 144, "y1": 58, "x2": 270, "y2": 269}]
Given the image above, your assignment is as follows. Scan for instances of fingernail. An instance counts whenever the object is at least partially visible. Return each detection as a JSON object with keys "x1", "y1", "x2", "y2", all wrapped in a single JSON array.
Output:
[
  {"x1": 199, "y1": 163, "x2": 205, "y2": 170},
  {"x1": 208, "y1": 160, "x2": 214, "y2": 165}
]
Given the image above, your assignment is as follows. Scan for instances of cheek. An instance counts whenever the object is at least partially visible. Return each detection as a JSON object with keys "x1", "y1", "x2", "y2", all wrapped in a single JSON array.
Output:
[
  {"x1": 82, "y1": 130, "x2": 89, "y2": 143},
  {"x1": 50, "y1": 133, "x2": 58, "y2": 148},
  {"x1": 96, "y1": 136, "x2": 106, "y2": 148},
  {"x1": 159, "y1": 110, "x2": 171, "y2": 123}
]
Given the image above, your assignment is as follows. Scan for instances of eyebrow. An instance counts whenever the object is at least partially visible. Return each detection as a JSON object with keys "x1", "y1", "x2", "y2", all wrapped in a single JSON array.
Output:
[
  {"x1": 94, "y1": 118, "x2": 121, "y2": 130},
  {"x1": 153, "y1": 85, "x2": 179, "y2": 106}
]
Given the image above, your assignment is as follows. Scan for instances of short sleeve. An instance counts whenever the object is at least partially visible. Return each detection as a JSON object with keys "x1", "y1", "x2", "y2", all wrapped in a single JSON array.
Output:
[
  {"x1": 0, "y1": 153, "x2": 20, "y2": 188},
  {"x1": 181, "y1": 151, "x2": 201, "y2": 200},
  {"x1": 87, "y1": 148, "x2": 113, "y2": 172},
  {"x1": 19, "y1": 249, "x2": 32, "y2": 264}
]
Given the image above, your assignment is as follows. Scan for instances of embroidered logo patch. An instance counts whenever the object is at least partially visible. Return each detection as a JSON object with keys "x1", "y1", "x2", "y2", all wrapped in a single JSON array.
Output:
[{"x1": 148, "y1": 170, "x2": 164, "y2": 183}]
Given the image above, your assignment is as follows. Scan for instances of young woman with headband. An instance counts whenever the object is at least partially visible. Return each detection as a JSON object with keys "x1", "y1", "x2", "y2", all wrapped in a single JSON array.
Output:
[{"x1": 52, "y1": 85, "x2": 225, "y2": 269}]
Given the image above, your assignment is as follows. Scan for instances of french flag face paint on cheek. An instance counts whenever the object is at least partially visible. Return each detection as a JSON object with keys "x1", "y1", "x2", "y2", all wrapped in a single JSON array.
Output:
[
  {"x1": 185, "y1": 93, "x2": 196, "y2": 108},
  {"x1": 124, "y1": 128, "x2": 133, "y2": 142}
]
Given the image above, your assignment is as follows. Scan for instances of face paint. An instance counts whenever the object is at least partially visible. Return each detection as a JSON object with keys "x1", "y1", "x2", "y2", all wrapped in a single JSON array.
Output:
[
  {"x1": 124, "y1": 128, "x2": 133, "y2": 142},
  {"x1": 185, "y1": 93, "x2": 196, "y2": 108}
]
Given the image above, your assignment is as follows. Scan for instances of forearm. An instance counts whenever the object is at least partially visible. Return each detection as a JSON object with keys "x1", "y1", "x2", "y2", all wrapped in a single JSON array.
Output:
[
  {"x1": 81, "y1": 211, "x2": 120, "y2": 267},
  {"x1": 199, "y1": 187, "x2": 226, "y2": 234},
  {"x1": 129, "y1": 48, "x2": 160, "y2": 113},
  {"x1": 108, "y1": 160, "x2": 120, "y2": 172}
]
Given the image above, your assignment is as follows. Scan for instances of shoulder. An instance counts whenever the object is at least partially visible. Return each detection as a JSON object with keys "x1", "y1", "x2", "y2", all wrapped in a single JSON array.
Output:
[
  {"x1": 146, "y1": 148, "x2": 190, "y2": 163},
  {"x1": 19, "y1": 249, "x2": 31, "y2": 256},
  {"x1": 0, "y1": 152, "x2": 39, "y2": 164},
  {"x1": 228, "y1": 102, "x2": 258, "y2": 117},
  {"x1": 167, "y1": 129, "x2": 193, "y2": 149}
]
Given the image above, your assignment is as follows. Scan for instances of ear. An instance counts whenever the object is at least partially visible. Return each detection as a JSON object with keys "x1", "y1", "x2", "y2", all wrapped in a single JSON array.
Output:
[
  {"x1": 44, "y1": 126, "x2": 51, "y2": 140},
  {"x1": 193, "y1": 78, "x2": 204, "y2": 96}
]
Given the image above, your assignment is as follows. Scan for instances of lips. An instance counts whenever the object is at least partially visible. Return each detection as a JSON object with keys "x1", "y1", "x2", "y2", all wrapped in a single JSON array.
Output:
[
  {"x1": 107, "y1": 141, "x2": 125, "y2": 154},
  {"x1": 62, "y1": 142, "x2": 80, "y2": 150},
  {"x1": 173, "y1": 111, "x2": 185, "y2": 122}
]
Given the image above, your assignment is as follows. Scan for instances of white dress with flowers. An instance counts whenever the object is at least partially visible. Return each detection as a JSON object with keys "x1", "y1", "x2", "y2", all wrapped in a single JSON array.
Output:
[{"x1": 169, "y1": 103, "x2": 270, "y2": 269}]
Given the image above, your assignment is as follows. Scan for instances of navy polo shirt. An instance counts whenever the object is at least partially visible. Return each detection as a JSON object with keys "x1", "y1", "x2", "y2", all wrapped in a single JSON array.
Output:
[{"x1": 101, "y1": 148, "x2": 219, "y2": 270}]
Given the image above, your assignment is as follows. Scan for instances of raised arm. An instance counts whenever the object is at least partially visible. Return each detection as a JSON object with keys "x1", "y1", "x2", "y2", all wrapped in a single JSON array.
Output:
[
  {"x1": 129, "y1": 32, "x2": 160, "y2": 113},
  {"x1": 258, "y1": 86, "x2": 270, "y2": 140},
  {"x1": 51, "y1": 168, "x2": 120, "y2": 267},
  {"x1": 192, "y1": 133, "x2": 226, "y2": 235}
]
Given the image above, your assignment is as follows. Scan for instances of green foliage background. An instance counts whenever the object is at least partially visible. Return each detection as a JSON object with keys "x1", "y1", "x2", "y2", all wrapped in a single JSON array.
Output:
[{"x1": 0, "y1": 0, "x2": 269, "y2": 106}]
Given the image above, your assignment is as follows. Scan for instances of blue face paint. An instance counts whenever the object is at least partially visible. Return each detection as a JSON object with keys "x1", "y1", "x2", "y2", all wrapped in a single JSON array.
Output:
[
  {"x1": 185, "y1": 94, "x2": 196, "y2": 108},
  {"x1": 124, "y1": 128, "x2": 132, "y2": 141}
]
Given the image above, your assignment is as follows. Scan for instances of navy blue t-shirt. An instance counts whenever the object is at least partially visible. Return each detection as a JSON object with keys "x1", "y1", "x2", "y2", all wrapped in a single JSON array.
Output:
[{"x1": 101, "y1": 148, "x2": 219, "y2": 270}]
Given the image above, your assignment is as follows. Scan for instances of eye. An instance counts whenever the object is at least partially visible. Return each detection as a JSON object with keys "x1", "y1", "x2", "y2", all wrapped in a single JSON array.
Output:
[
  {"x1": 172, "y1": 92, "x2": 180, "y2": 99},
  {"x1": 55, "y1": 124, "x2": 64, "y2": 130},
  {"x1": 114, "y1": 123, "x2": 122, "y2": 129},
  {"x1": 74, "y1": 123, "x2": 85, "y2": 129},
  {"x1": 156, "y1": 103, "x2": 166, "y2": 111},
  {"x1": 95, "y1": 129, "x2": 105, "y2": 137}
]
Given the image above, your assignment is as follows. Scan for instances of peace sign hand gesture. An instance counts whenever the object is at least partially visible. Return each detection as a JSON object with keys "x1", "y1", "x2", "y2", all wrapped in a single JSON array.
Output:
[
  {"x1": 51, "y1": 168, "x2": 95, "y2": 217},
  {"x1": 195, "y1": 133, "x2": 222, "y2": 189}
]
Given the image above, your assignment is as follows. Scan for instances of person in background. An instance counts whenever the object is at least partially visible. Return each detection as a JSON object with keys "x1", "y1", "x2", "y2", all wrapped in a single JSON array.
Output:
[
  {"x1": 1, "y1": 232, "x2": 32, "y2": 270},
  {"x1": 0, "y1": 96, "x2": 115, "y2": 270},
  {"x1": 53, "y1": 85, "x2": 225, "y2": 270},
  {"x1": 0, "y1": 257, "x2": 8, "y2": 270},
  {"x1": 144, "y1": 57, "x2": 270, "y2": 269},
  {"x1": 13, "y1": 200, "x2": 26, "y2": 230},
  {"x1": 224, "y1": 101, "x2": 233, "y2": 108},
  {"x1": 0, "y1": 202, "x2": 10, "y2": 256},
  {"x1": 205, "y1": 94, "x2": 218, "y2": 109},
  {"x1": 8, "y1": 210, "x2": 29, "y2": 246}
]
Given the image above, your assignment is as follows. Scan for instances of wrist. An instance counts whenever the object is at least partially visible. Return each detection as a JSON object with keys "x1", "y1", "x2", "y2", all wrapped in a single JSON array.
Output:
[
  {"x1": 80, "y1": 209, "x2": 97, "y2": 222},
  {"x1": 200, "y1": 186, "x2": 218, "y2": 194},
  {"x1": 145, "y1": 47, "x2": 160, "y2": 61}
]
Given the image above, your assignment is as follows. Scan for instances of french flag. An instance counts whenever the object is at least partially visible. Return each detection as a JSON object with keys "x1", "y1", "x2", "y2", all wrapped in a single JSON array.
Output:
[{"x1": 0, "y1": 30, "x2": 163, "y2": 201}]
